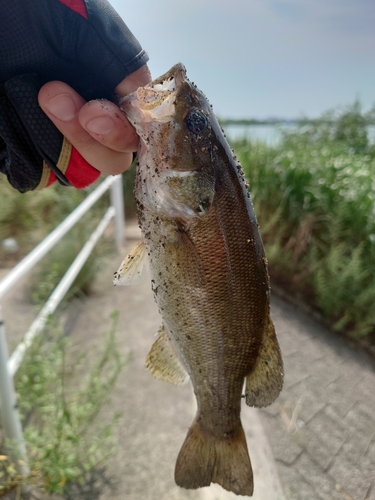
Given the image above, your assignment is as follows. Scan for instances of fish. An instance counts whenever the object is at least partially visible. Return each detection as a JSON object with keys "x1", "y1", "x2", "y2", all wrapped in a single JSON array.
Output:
[{"x1": 115, "y1": 63, "x2": 284, "y2": 497}]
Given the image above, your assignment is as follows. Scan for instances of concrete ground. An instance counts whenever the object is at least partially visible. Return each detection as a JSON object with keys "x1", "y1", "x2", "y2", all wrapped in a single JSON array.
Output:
[
  {"x1": 261, "y1": 297, "x2": 375, "y2": 500},
  {"x1": 3, "y1": 219, "x2": 375, "y2": 499}
]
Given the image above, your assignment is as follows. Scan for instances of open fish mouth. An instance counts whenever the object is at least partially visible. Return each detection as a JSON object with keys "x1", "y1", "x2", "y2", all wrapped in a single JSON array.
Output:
[{"x1": 120, "y1": 63, "x2": 187, "y2": 125}]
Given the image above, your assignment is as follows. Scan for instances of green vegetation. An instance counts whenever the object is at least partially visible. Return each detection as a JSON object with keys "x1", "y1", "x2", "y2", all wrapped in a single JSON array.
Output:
[
  {"x1": 0, "y1": 163, "x2": 152, "y2": 498},
  {"x1": 232, "y1": 102, "x2": 375, "y2": 338},
  {"x1": 219, "y1": 103, "x2": 375, "y2": 127},
  {"x1": 0, "y1": 167, "x2": 137, "y2": 303},
  {"x1": 0, "y1": 177, "x2": 131, "y2": 497},
  {"x1": 0, "y1": 180, "x2": 99, "y2": 258},
  {"x1": 0, "y1": 165, "x2": 137, "y2": 257},
  {"x1": 30, "y1": 223, "x2": 111, "y2": 306},
  {"x1": 0, "y1": 313, "x2": 125, "y2": 497},
  {"x1": 0, "y1": 177, "x2": 116, "y2": 305}
]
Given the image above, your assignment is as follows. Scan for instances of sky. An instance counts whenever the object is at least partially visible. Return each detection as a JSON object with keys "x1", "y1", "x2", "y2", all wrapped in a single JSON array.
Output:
[{"x1": 110, "y1": 0, "x2": 375, "y2": 120}]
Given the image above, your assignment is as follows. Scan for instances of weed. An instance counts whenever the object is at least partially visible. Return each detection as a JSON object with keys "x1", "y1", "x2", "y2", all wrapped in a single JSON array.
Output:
[
  {"x1": 0, "y1": 174, "x2": 130, "y2": 265},
  {"x1": 0, "y1": 312, "x2": 126, "y2": 496},
  {"x1": 232, "y1": 102, "x2": 375, "y2": 339},
  {"x1": 30, "y1": 222, "x2": 111, "y2": 306}
]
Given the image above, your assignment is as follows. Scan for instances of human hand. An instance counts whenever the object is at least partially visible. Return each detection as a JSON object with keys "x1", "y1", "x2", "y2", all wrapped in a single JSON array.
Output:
[
  {"x1": 0, "y1": 0, "x2": 150, "y2": 192},
  {"x1": 38, "y1": 64, "x2": 152, "y2": 176}
]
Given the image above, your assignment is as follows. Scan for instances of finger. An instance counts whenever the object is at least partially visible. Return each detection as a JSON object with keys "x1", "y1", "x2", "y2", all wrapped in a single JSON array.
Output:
[
  {"x1": 78, "y1": 65, "x2": 153, "y2": 150},
  {"x1": 115, "y1": 64, "x2": 152, "y2": 95},
  {"x1": 77, "y1": 98, "x2": 139, "y2": 152},
  {"x1": 38, "y1": 81, "x2": 133, "y2": 175}
]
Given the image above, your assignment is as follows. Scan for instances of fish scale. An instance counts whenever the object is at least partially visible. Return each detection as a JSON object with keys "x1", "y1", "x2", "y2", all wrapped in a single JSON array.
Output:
[{"x1": 116, "y1": 63, "x2": 284, "y2": 497}]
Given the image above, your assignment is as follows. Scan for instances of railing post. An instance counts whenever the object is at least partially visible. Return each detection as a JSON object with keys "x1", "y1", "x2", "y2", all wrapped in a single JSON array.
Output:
[
  {"x1": 110, "y1": 174, "x2": 125, "y2": 252},
  {"x1": 0, "y1": 307, "x2": 30, "y2": 477}
]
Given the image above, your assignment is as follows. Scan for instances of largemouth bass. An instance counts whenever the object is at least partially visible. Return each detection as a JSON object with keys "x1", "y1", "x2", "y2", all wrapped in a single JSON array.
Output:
[{"x1": 115, "y1": 64, "x2": 284, "y2": 497}]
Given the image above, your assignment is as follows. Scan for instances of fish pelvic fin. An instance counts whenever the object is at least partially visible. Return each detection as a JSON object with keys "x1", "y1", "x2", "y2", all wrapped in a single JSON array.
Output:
[
  {"x1": 245, "y1": 317, "x2": 284, "y2": 408},
  {"x1": 146, "y1": 326, "x2": 189, "y2": 385},
  {"x1": 175, "y1": 418, "x2": 253, "y2": 496}
]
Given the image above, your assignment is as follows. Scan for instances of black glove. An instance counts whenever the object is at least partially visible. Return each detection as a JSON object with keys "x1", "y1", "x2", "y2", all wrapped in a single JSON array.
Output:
[{"x1": 0, "y1": 0, "x2": 149, "y2": 192}]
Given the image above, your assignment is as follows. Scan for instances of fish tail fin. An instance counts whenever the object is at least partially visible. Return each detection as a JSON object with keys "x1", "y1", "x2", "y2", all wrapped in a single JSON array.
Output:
[{"x1": 175, "y1": 418, "x2": 253, "y2": 496}]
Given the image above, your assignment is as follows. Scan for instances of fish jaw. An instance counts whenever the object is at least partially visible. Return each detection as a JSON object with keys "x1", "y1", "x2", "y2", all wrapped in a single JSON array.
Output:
[{"x1": 119, "y1": 63, "x2": 186, "y2": 165}]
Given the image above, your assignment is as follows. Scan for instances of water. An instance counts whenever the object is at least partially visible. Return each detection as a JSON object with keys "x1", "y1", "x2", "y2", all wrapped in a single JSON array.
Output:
[
  {"x1": 368, "y1": 125, "x2": 375, "y2": 144},
  {"x1": 222, "y1": 123, "x2": 295, "y2": 146},
  {"x1": 223, "y1": 123, "x2": 375, "y2": 146}
]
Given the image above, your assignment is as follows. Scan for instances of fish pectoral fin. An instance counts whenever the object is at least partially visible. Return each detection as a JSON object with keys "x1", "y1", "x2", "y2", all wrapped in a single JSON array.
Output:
[
  {"x1": 146, "y1": 326, "x2": 189, "y2": 385},
  {"x1": 245, "y1": 317, "x2": 284, "y2": 408},
  {"x1": 166, "y1": 231, "x2": 206, "y2": 288},
  {"x1": 113, "y1": 241, "x2": 147, "y2": 286}
]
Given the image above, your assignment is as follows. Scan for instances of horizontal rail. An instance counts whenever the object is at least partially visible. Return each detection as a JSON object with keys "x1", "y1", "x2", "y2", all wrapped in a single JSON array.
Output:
[
  {"x1": 8, "y1": 206, "x2": 115, "y2": 377},
  {"x1": 0, "y1": 175, "x2": 118, "y2": 301}
]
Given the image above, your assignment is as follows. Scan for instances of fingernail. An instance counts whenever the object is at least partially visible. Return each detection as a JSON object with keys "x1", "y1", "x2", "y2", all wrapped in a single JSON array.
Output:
[
  {"x1": 85, "y1": 117, "x2": 116, "y2": 135},
  {"x1": 44, "y1": 94, "x2": 77, "y2": 121}
]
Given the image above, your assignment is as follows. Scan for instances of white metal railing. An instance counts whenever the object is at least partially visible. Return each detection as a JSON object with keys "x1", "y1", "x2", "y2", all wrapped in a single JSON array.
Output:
[{"x1": 0, "y1": 174, "x2": 124, "y2": 477}]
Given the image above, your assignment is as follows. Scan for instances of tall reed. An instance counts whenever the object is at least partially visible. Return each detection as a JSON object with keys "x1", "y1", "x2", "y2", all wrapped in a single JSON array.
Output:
[{"x1": 233, "y1": 103, "x2": 375, "y2": 338}]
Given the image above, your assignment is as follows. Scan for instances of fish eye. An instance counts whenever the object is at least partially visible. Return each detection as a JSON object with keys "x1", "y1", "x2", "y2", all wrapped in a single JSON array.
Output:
[{"x1": 185, "y1": 109, "x2": 208, "y2": 134}]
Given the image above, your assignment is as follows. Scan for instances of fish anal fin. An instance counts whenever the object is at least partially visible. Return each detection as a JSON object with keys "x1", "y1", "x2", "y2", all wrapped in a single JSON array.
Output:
[
  {"x1": 245, "y1": 317, "x2": 284, "y2": 408},
  {"x1": 175, "y1": 418, "x2": 253, "y2": 496},
  {"x1": 113, "y1": 241, "x2": 147, "y2": 286},
  {"x1": 146, "y1": 326, "x2": 189, "y2": 385}
]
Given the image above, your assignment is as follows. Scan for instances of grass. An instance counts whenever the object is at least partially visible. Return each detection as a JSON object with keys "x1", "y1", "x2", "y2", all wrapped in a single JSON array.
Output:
[
  {"x1": 0, "y1": 176, "x2": 121, "y2": 306},
  {"x1": 0, "y1": 180, "x2": 97, "y2": 260},
  {"x1": 0, "y1": 166, "x2": 138, "y2": 305},
  {"x1": 30, "y1": 220, "x2": 111, "y2": 306},
  {"x1": 0, "y1": 313, "x2": 125, "y2": 497},
  {"x1": 231, "y1": 102, "x2": 375, "y2": 339},
  {"x1": 0, "y1": 176, "x2": 130, "y2": 497}
]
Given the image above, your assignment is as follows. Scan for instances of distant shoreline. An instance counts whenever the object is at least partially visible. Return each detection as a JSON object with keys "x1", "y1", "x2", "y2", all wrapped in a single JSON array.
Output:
[{"x1": 219, "y1": 118, "x2": 375, "y2": 126}]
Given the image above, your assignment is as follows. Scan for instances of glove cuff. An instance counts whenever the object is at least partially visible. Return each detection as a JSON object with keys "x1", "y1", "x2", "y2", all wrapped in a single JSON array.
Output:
[{"x1": 37, "y1": 137, "x2": 101, "y2": 189}]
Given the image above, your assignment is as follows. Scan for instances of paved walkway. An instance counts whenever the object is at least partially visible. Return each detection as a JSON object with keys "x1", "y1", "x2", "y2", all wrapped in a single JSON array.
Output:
[
  {"x1": 4, "y1": 220, "x2": 375, "y2": 499},
  {"x1": 262, "y1": 297, "x2": 375, "y2": 500}
]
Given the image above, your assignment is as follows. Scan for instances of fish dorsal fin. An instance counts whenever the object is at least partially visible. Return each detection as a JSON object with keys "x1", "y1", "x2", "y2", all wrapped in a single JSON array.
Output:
[
  {"x1": 146, "y1": 326, "x2": 189, "y2": 385},
  {"x1": 113, "y1": 241, "x2": 147, "y2": 286},
  {"x1": 245, "y1": 317, "x2": 284, "y2": 408}
]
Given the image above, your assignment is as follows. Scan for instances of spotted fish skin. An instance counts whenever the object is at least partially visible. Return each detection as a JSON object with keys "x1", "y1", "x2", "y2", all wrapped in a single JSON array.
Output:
[{"x1": 119, "y1": 63, "x2": 284, "y2": 497}]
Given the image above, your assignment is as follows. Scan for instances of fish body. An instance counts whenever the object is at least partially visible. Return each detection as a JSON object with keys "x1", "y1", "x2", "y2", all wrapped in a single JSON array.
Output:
[{"x1": 118, "y1": 64, "x2": 283, "y2": 496}]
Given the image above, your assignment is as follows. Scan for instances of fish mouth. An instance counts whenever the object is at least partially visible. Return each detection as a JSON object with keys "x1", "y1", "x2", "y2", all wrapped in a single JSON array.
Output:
[
  {"x1": 149, "y1": 63, "x2": 187, "y2": 90},
  {"x1": 121, "y1": 63, "x2": 187, "y2": 123}
]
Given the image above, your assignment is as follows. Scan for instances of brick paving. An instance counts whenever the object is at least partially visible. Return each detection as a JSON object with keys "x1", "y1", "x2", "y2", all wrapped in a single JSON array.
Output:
[{"x1": 262, "y1": 296, "x2": 375, "y2": 500}]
